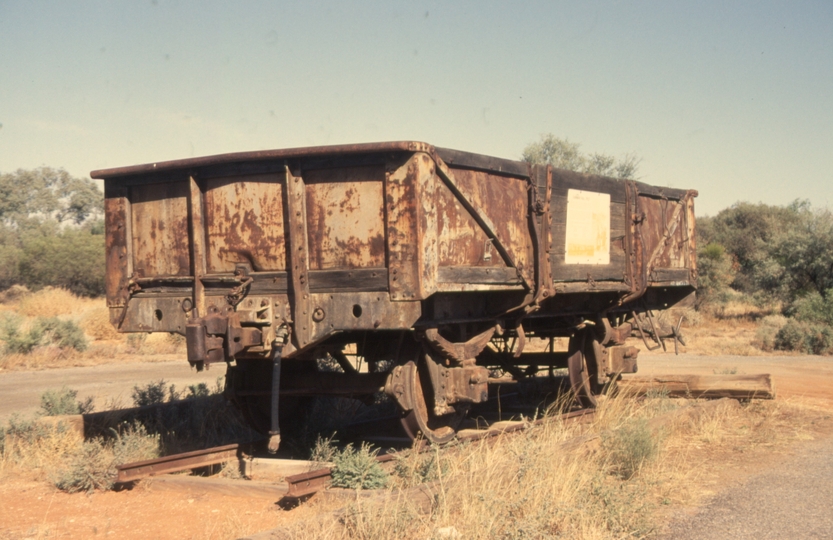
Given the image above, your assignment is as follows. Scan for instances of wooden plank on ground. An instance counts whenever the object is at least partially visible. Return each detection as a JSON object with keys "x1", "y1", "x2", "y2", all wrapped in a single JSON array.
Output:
[{"x1": 619, "y1": 374, "x2": 775, "y2": 400}]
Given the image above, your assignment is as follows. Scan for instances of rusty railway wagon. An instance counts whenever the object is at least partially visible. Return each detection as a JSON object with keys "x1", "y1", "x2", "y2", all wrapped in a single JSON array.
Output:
[{"x1": 93, "y1": 141, "x2": 697, "y2": 447}]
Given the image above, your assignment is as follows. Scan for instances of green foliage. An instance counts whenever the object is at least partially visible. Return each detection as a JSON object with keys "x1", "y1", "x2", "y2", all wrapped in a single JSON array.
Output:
[
  {"x1": 111, "y1": 422, "x2": 160, "y2": 466},
  {"x1": 791, "y1": 290, "x2": 833, "y2": 326},
  {"x1": 131, "y1": 379, "x2": 178, "y2": 407},
  {"x1": 601, "y1": 418, "x2": 660, "y2": 479},
  {"x1": 40, "y1": 387, "x2": 94, "y2": 416},
  {"x1": 0, "y1": 167, "x2": 102, "y2": 225},
  {"x1": 0, "y1": 168, "x2": 104, "y2": 296},
  {"x1": 701, "y1": 200, "x2": 833, "y2": 305},
  {"x1": 0, "y1": 313, "x2": 43, "y2": 354},
  {"x1": 34, "y1": 317, "x2": 88, "y2": 351},
  {"x1": 695, "y1": 242, "x2": 736, "y2": 306},
  {"x1": 4, "y1": 413, "x2": 51, "y2": 445},
  {"x1": 522, "y1": 134, "x2": 640, "y2": 179},
  {"x1": 309, "y1": 433, "x2": 339, "y2": 466},
  {"x1": 17, "y1": 227, "x2": 105, "y2": 297},
  {"x1": 774, "y1": 319, "x2": 833, "y2": 355},
  {"x1": 330, "y1": 442, "x2": 389, "y2": 490},
  {"x1": 52, "y1": 439, "x2": 117, "y2": 493},
  {"x1": 183, "y1": 382, "x2": 212, "y2": 399},
  {"x1": 0, "y1": 315, "x2": 88, "y2": 354},
  {"x1": 753, "y1": 315, "x2": 789, "y2": 352}
]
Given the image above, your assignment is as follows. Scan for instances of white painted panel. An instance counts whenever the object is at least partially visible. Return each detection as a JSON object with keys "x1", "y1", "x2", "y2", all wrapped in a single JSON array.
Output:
[{"x1": 565, "y1": 189, "x2": 610, "y2": 265}]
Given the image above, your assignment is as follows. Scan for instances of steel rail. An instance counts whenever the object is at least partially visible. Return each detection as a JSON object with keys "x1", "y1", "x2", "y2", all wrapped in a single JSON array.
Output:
[{"x1": 116, "y1": 443, "x2": 249, "y2": 483}]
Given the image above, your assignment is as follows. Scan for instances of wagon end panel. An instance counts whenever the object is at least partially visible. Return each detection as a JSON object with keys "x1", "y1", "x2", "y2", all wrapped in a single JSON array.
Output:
[
  {"x1": 636, "y1": 185, "x2": 698, "y2": 308},
  {"x1": 103, "y1": 176, "x2": 195, "y2": 334},
  {"x1": 549, "y1": 170, "x2": 631, "y2": 293},
  {"x1": 433, "y1": 163, "x2": 534, "y2": 293}
]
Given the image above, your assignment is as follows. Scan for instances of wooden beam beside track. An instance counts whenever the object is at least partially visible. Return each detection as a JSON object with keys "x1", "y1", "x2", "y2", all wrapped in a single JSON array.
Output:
[{"x1": 619, "y1": 374, "x2": 775, "y2": 400}]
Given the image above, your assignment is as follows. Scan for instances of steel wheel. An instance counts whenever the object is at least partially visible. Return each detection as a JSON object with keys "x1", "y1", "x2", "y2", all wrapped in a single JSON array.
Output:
[
  {"x1": 399, "y1": 360, "x2": 467, "y2": 445},
  {"x1": 567, "y1": 332, "x2": 601, "y2": 408}
]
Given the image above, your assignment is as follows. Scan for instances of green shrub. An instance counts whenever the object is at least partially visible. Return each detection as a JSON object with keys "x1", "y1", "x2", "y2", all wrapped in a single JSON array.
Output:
[
  {"x1": 792, "y1": 290, "x2": 833, "y2": 326},
  {"x1": 182, "y1": 382, "x2": 211, "y2": 399},
  {"x1": 753, "y1": 315, "x2": 789, "y2": 351},
  {"x1": 131, "y1": 380, "x2": 178, "y2": 407},
  {"x1": 0, "y1": 313, "x2": 43, "y2": 354},
  {"x1": 50, "y1": 422, "x2": 158, "y2": 494},
  {"x1": 309, "y1": 433, "x2": 338, "y2": 466},
  {"x1": 52, "y1": 439, "x2": 116, "y2": 493},
  {"x1": 695, "y1": 242, "x2": 736, "y2": 307},
  {"x1": 4, "y1": 413, "x2": 51, "y2": 445},
  {"x1": 18, "y1": 227, "x2": 105, "y2": 297},
  {"x1": 774, "y1": 319, "x2": 833, "y2": 355},
  {"x1": 34, "y1": 317, "x2": 87, "y2": 351},
  {"x1": 111, "y1": 422, "x2": 160, "y2": 465},
  {"x1": 601, "y1": 418, "x2": 660, "y2": 479},
  {"x1": 0, "y1": 315, "x2": 88, "y2": 354},
  {"x1": 331, "y1": 442, "x2": 389, "y2": 490},
  {"x1": 40, "y1": 387, "x2": 94, "y2": 416}
]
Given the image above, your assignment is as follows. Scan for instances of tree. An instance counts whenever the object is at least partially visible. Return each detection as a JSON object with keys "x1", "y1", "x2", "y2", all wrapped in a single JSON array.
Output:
[
  {"x1": 0, "y1": 168, "x2": 105, "y2": 296},
  {"x1": 0, "y1": 167, "x2": 103, "y2": 225},
  {"x1": 521, "y1": 134, "x2": 641, "y2": 179}
]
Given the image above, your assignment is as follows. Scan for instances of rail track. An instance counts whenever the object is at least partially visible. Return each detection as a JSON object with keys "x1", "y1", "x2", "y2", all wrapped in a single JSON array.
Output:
[{"x1": 115, "y1": 403, "x2": 596, "y2": 500}]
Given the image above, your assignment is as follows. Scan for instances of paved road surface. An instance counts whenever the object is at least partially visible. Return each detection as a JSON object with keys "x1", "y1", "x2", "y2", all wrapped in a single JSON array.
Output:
[
  {"x1": 0, "y1": 361, "x2": 219, "y2": 421},
  {"x1": 659, "y1": 435, "x2": 833, "y2": 539}
]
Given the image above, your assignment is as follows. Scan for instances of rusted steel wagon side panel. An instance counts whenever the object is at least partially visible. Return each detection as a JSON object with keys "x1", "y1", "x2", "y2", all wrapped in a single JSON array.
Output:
[
  {"x1": 304, "y1": 165, "x2": 386, "y2": 271},
  {"x1": 204, "y1": 175, "x2": 288, "y2": 273}
]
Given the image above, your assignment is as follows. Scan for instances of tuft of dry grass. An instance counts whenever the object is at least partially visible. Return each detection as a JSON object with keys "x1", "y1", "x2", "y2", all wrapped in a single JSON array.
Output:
[
  {"x1": 16, "y1": 288, "x2": 98, "y2": 319},
  {"x1": 80, "y1": 305, "x2": 120, "y2": 341}
]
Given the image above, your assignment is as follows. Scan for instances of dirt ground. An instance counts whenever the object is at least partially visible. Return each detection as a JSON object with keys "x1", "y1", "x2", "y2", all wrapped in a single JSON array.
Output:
[{"x1": 1, "y1": 349, "x2": 832, "y2": 539}]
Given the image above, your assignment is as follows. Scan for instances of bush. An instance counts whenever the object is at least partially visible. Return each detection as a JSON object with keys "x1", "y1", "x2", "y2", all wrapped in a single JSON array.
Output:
[
  {"x1": 111, "y1": 422, "x2": 160, "y2": 465},
  {"x1": 774, "y1": 319, "x2": 833, "y2": 355},
  {"x1": 330, "y1": 442, "x2": 389, "y2": 490},
  {"x1": 51, "y1": 439, "x2": 116, "y2": 493},
  {"x1": 34, "y1": 317, "x2": 87, "y2": 352},
  {"x1": 309, "y1": 433, "x2": 338, "y2": 467},
  {"x1": 695, "y1": 243, "x2": 736, "y2": 307},
  {"x1": 601, "y1": 418, "x2": 661, "y2": 479},
  {"x1": 0, "y1": 314, "x2": 88, "y2": 354},
  {"x1": 0, "y1": 313, "x2": 43, "y2": 354},
  {"x1": 131, "y1": 380, "x2": 178, "y2": 407},
  {"x1": 753, "y1": 315, "x2": 789, "y2": 352},
  {"x1": 40, "y1": 387, "x2": 94, "y2": 416},
  {"x1": 791, "y1": 290, "x2": 833, "y2": 326},
  {"x1": 17, "y1": 228, "x2": 105, "y2": 297}
]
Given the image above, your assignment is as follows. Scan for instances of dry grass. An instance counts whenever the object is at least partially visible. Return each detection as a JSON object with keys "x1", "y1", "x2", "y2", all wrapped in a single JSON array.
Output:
[
  {"x1": 0, "y1": 288, "x2": 185, "y2": 371},
  {"x1": 80, "y1": 305, "x2": 120, "y2": 341},
  {"x1": 0, "y1": 420, "x2": 82, "y2": 482},
  {"x1": 15, "y1": 287, "x2": 100, "y2": 319},
  {"x1": 278, "y1": 393, "x2": 826, "y2": 540}
]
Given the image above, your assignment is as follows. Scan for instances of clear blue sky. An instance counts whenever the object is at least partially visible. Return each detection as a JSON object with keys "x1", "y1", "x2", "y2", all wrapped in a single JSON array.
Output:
[{"x1": 1, "y1": 0, "x2": 830, "y2": 216}]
